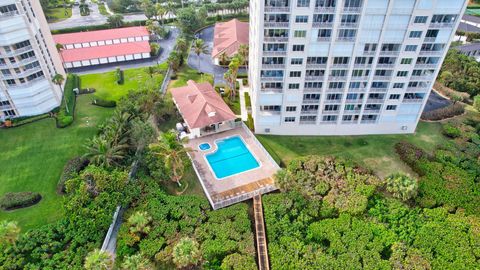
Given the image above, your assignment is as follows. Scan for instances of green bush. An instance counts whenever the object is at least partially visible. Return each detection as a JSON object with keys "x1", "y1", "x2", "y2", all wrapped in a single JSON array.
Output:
[
  {"x1": 55, "y1": 73, "x2": 77, "y2": 128},
  {"x1": 170, "y1": 73, "x2": 178, "y2": 80},
  {"x1": 474, "y1": 95, "x2": 480, "y2": 112},
  {"x1": 57, "y1": 157, "x2": 90, "y2": 194},
  {"x1": 56, "y1": 113, "x2": 74, "y2": 128},
  {"x1": 0, "y1": 192, "x2": 42, "y2": 210},
  {"x1": 246, "y1": 113, "x2": 254, "y2": 131},
  {"x1": 237, "y1": 73, "x2": 248, "y2": 78},
  {"x1": 115, "y1": 68, "x2": 124, "y2": 85},
  {"x1": 421, "y1": 103, "x2": 465, "y2": 121},
  {"x1": 92, "y1": 97, "x2": 116, "y2": 107},
  {"x1": 442, "y1": 123, "x2": 461, "y2": 138}
]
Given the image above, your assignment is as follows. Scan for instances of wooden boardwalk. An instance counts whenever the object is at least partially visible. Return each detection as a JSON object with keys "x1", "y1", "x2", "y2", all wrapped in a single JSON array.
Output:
[{"x1": 253, "y1": 195, "x2": 270, "y2": 270}]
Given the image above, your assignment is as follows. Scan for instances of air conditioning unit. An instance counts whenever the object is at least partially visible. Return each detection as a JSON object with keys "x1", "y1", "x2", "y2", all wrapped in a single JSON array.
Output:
[
  {"x1": 265, "y1": 128, "x2": 271, "y2": 133},
  {"x1": 401, "y1": 126, "x2": 408, "y2": 130}
]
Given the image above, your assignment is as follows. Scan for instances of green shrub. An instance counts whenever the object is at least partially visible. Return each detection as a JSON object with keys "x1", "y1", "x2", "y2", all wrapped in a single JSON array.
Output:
[
  {"x1": 442, "y1": 123, "x2": 461, "y2": 138},
  {"x1": 115, "y1": 68, "x2": 124, "y2": 85},
  {"x1": 237, "y1": 73, "x2": 248, "y2": 78},
  {"x1": 92, "y1": 97, "x2": 116, "y2": 107},
  {"x1": 56, "y1": 110, "x2": 74, "y2": 128},
  {"x1": 474, "y1": 95, "x2": 480, "y2": 112},
  {"x1": 0, "y1": 192, "x2": 42, "y2": 210},
  {"x1": 57, "y1": 157, "x2": 90, "y2": 194},
  {"x1": 242, "y1": 78, "x2": 248, "y2": 86},
  {"x1": 421, "y1": 103, "x2": 465, "y2": 121},
  {"x1": 385, "y1": 173, "x2": 418, "y2": 201},
  {"x1": 394, "y1": 141, "x2": 430, "y2": 176},
  {"x1": 170, "y1": 73, "x2": 178, "y2": 80},
  {"x1": 246, "y1": 113, "x2": 254, "y2": 131}
]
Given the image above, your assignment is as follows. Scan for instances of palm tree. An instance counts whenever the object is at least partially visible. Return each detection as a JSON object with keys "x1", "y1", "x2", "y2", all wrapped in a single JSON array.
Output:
[
  {"x1": 52, "y1": 73, "x2": 69, "y2": 114},
  {"x1": 107, "y1": 14, "x2": 124, "y2": 28},
  {"x1": 0, "y1": 220, "x2": 20, "y2": 248},
  {"x1": 225, "y1": 56, "x2": 240, "y2": 100},
  {"x1": 148, "y1": 131, "x2": 192, "y2": 186},
  {"x1": 238, "y1": 44, "x2": 249, "y2": 71},
  {"x1": 175, "y1": 38, "x2": 188, "y2": 55},
  {"x1": 84, "y1": 249, "x2": 113, "y2": 270},
  {"x1": 172, "y1": 237, "x2": 201, "y2": 268},
  {"x1": 145, "y1": 66, "x2": 156, "y2": 78},
  {"x1": 127, "y1": 211, "x2": 152, "y2": 235},
  {"x1": 84, "y1": 135, "x2": 129, "y2": 168},
  {"x1": 167, "y1": 51, "x2": 181, "y2": 73},
  {"x1": 155, "y1": 3, "x2": 166, "y2": 25},
  {"x1": 192, "y1": 39, "x2": 209, "y2": 73},
  {"x1": 121, "y1": 253, "x2": 153, "y2": 270},
  {"x1": 218, "y1": 52, "x2": 230, "y2": 66}
]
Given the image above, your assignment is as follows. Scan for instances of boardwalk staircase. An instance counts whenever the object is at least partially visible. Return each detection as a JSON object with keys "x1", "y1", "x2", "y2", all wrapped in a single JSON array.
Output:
[{"x1": 253, "y1": 194, "x2": 270, "y2": 270}]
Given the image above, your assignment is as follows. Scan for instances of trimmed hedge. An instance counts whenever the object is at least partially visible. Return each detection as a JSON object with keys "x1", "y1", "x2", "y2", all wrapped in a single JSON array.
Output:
[
  {"x1": 442, "y1": 123, "x2": 461, "y2": 138},
  {"x1": 395, "y1": 141, "x2": 430, "y2": 176},
  {"x1": 56, "y1": 73, "x2": 77, "y2": 128},
  {"x1": 0, "y1": 192, "x2": 42, "y2": 210},
  {"x1": 421, "y1": 103, "x2": 465, "y2": 121},
  {"x1": 57, "y1": 157, "x2": 90, "y2": 194},
  {"x1": 92, "y1": 97, "x2": 116, "y2": 107},
  {"x1": 115, "y1": 68, "x2": 124, "y2": 85}
]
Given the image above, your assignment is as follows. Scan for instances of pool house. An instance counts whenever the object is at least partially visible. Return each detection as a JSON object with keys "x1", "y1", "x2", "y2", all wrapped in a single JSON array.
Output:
[
  {"x1": 170, "y1": 80, "x2": 238, "y2": 139},
  {"x1": 170, "y1": 80, "x2": 280, "y2": 210}
]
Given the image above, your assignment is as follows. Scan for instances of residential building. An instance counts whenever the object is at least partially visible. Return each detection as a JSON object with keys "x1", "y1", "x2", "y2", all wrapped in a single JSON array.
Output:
[
  {"x1": 0, "y1": 0, "x2": 65, "y2": 119},
  {"x1": 53, "y1": 27, "x2": 151, "y2": 68},
  {"x1": 212, "y1": 19, "x2": 249, "y2": 65},
  {"x1": 249, "y1": 0, "x2": 468, "y2": 135},
  {"x1": 457, "y1": 43, "x2": 480, "y2": 61}
]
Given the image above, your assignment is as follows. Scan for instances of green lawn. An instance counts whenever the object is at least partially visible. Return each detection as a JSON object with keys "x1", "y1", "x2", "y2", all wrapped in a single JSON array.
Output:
[
  {"x1": 45, "y1": 7, "x2": 72, "y2": 22},
  {"x1": 0, "y1": 95, "x2": 113, "y2": 231},
  {"x1": 257, "y1": 121, "x2": 448, "y2": 179},
  {"x1": 169, "y1": 66, "x2": 214, "y2": 88},
  {"x1": 80, "y1": 65, "x2": 167, "y2": 101}
]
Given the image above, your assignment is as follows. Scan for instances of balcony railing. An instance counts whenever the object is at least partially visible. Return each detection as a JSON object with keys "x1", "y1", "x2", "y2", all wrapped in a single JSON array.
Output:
[
  {"x1": 411, "y1": 75, "x2": 433, "y2": 80},
  {"x1": 300, "y1": 110, "x2": 318, "y2": 115},
  {"x1": 361, "y1": 119, "x2": 378, "y2": 124},
  {"x1": 339, "y1": 22, "x2": 359, "y2": 28},
  {"x1": 331, "y1": 63, "x2": 349, "y2": 68},
  {"x1": 259, "y1": 110, "x2": 281, "y2": 115},
  {"x1": 328, "y1": 75, "x2": 347, "y2": 81},
  {"x1": 402, "y1": 99, "x2": 424, "y2": 103},
  {"x1": 264, "y1": 6, "x2": 291, "y2": 12},
  {"x1": 317, "y1": 37, "x2": 331, "y2": 42},
  {"x1": 336, "y1": 36, "x2": 356, "y2": 42},
  {"x1": 406, "y1": 87, "x2": 429, "y2": 92},
  {"x1": 262, "y1": 63, "x2": 285, "y2": 69},
  {"x1": 370, "y1": 87, "x2": 388, "y2": 92},
  {"x1": 7, "y1": 75, "x2": 46, "y2": 89},
  {"x1": 299, "y1": 120, "x2": 317, "y2": 125},
  {"x1": 4, "y1": 56, "x2": 38, "y2": 69},
  {"x1": 345, "y1": 99, "x2": 363, "y2": 104},
  {"x1": 366, "y1": 98, "x2": 385, "y2": 103},
  {"x1": 261, "y1": 88, "x2": 283, "y2": 93},
  {"x1": 324, "y1": 99, "x2": 342, "y2": 104},
  {"x1": 264, "y1": 21, "x2": 290, "y2": 28},
  {"x1": 372, "y1": 75, "x2": 392, "y2": 80},
  {"x1": 376, "y1": 63, "x2": 395, "y2": 68},
  {"x1": 429, "y1": 22, "x2": 455, "y2": 28},
  {"x1": 419, "y1": 50, "x2": 443, "y2": 56},
  {"x1": 342, "y1": 119, "x2": 359, "y2": 124},
  {"x1": 353, "y1": 63, "x2": 372, "y2": 68},
  {"x1": 312, "y1": 21, "x2": 334, "y2": 27},
  {"x1": 303, "y1": 99, "x2": 320, "y2": 104},
  {"x1": 364, "y1": 109, "x2": 381, "y2": 113},
  {"x1": 351, "y1": 76, "x2": 369, "y2": 81},
  {"x1": 326, "y1": 87, "x2": 345, "y2": 92},
  {"x1": 322, "y1": 110, "x2": 340, "y2": 114},
  {"x1": 0, "y1": 10, "x2": 20, "y2": 20},
  {"x1": 363, "y1": 51, "x2": 376, "y2": 56},
  {"x1": 3, "y1": 46, "x2": 33, "y2": 57},
  {"x1": 263, "y1": 50, "x2": 287, "y2": 56},
  {"x1": 415, "y1": 63, "x2": 438, "y2": 68},
  {"x1": 314, "y1": 6, "x2": 336, "y2": 12},
  {"x1": 304, "y1": 87, "x2": 322, "y2": 92},
  {"x1": 344, "y1": 109, "x2": 361, "y2": 114},
  {"x1": 306, "y1": 63, "x2": 327, "y2": 68},
  {"x1": 379, "y1": 50, "x2": 400, "y2": 56},
  {"x1": 264, "y1": 36, "x2": 289, "y2": 42},
  {"x1": 305, "y1": 75, "x2": 325, "y2": 81},
  {"x1": 424, "y1": 37, "x2": 436, "y2": 42},
  {"x1": 343, "y1": 7, "x2": 362, "y2": 13},
  {"x1": 261, "y1": 76, "x2": 284, "y2": 82}
]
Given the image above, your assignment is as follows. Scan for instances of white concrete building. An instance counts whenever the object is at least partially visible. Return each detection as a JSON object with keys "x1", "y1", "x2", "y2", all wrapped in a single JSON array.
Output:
[
  {"x1": 0, "y1": 0, "x2": 65, "y2": 119},
  {"x1": 249, "y1": 0, "x2": 467, "y2": 135}
]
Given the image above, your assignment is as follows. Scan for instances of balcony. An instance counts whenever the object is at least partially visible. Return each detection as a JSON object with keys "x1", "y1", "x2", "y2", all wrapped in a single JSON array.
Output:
[
  {"x1": 263, "y1": 50, "x2": 287, "y2": 56},
  {"x1": 366, "y1": 99, "x2": 384, "y2": 103},
  {"x1": 331, "y1": 63, "x2": 349, "y2": 68},
  {"x1": 429, "y1": 22, "x2": 455, "y2": 28},
  {"x1": 411, "y1": 75, "x2": 433, "y2": 80},
  {"x1": 261, "y1": 76, "x2": 284, "y2": 82},
  {"x1": 262, "y1": 63, "x2": 286, "y2": 69},
  {"x1": 264, "y1": 6, "x2": 291, "y2": 12},
  {"x1": 370, "y1": 87, "x2": 388, "y2": 92},
  {"x1": 336, "y1": 36, "x2": 356, "y2": 42},
  {"x1": 343, "y1": 7, "x2": 362, "y2": 13},
  {"x1": 419, "y1": 50, "x2": 443, "y2": 56},
  {"x1": 406, "y1": 87, "x2": 429, "y2": 92},
  {"x1": 415, "y1": 63, "x2": 438, "y2": 69},
  {"x1": 326, "y1": 87, "x2": 345, "y2": 92},
  {"x1": 361, "y1": 119, "x2": 378, "y2": 124},
  {"x1": 264, "y1": 21, "x2": 290, "y2": 28},
  {"x1": 261, "y1": 88, "x2": 283, "y2": 93},
  {"x1": 344, "y1": 109, "x2": 361, "y2": 114},
  {"x1": 303, "y1": 99, "x2": 320, "y2": 104},
  {"x1": 314, "y1": 6, "x2": 336, "y2": 12},
  {"x1": 299, "y1": 120, "x2": 317, "y2": 125},
  {"x1": 402, "y1": 99, "x2": 424, "y2": 103},
  {"x1": 364, "y1": 109, "x2": 381, "y2": 114},
  {"x1": 339, "y1": 22, "x2": 359, "y2": 28},
  {"x1": 324, "y1": 99, "x2": 342, "y2": 104},
  {"x1": 342, "y1": 119, "x2": 358, "y2": 124},
  {"x1": 312, "y1": 21, "x2": 334, "y2": 28},
  {"x1": 305, "y1": 75, "x2": 325, "y2": 81},
  {"x1": 0, "y1": 10, "x2": 20, "y2": 21},
  {"x1": 300, "y1": 110, "x2": 318, "y2": 115},
  {"x1": 322, "y1": 110, "x2": 340, "y2": 114},
  {"x1": 351, "y1": 76, "x2": 369, "y2": 81},
  {"x1": 260, "y1": 110, "x2": 281, "y2": 115},
  {"x1": 372, "y1": 75, "x2": 392, "y2": 80},
  {"x1": 304, "y1": 87, "x2": 322, "y2": 92},
  {"x1": 317, "y1": 37, "x2": 331, "y2": 42},
  {"x1": 379, "y1": 50, "x2": 400, "y2": 56},
  {"x1": 345, "y1": 99, "x2": 363, "y2": 104},
  {"x1": 376, "y1": 63, "x2": 395, "y2": 68},
  {"x1": 353, "y1": 63, "x2": 372, "y2": 68},
  {"x1": 306, "y1": 63, "x2": 327, "y2": 68},
  {"x1": 363, "y1": 51, "x2": 376, "y2": 56},
  {"x1": 0, "y1": 104, "x2": 12, "y2": 110},
  {"x1": 5, "y1": 56, "x2": 38, "y2": 69},
  {"x1": 264, "y1": 36, "x2": 289, "y2": 42},
  {"x1": 328, "y1": 75, "x2": 347, "y2": 81},
  {"x1": 424, "y1": 37, "x2": 436, "y2": 42},
  {"x1": 3, "y1": 46, "x2": 33, "y2": 57},
  {"x1": 7, "y1": 75, "x2": 46, "y2": 89}
]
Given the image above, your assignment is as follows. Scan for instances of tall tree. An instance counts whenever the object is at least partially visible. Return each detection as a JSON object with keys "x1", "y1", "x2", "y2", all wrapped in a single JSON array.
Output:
[
  {"x1": 218, "y1": 52, "x2": 230, "y2": 66},
  {"x1": 238, "y1": 44, "x2": 249, "y2": 71},
  {"x1": 167, "y1": 50, "x2": 181, "y2": 73},
  {"x1": 107, "y1": 14, "x2": 124, "y2": 28},
  {"x1": 121, "y1": 253, "x2": 153, "y2": 270},
  {"x1": 224, "y1": 56, "x2": 240, "y2": 100},
  {"x1": 84, "y1": 249, "x2": 113, "y2": 270},
  {"x1": 172, "y1": 237, "x2": 201, "y2": 268},
  {"x1": 52, "y1": 73, "x2": 69, "y2": 113},
  {"x1": 192, "y1": 39, "x2": 209, "y2": 73}
]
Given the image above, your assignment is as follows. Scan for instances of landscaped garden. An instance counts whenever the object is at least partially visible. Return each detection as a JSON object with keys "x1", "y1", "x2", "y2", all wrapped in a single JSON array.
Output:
[
  {"x1": 44, "y1": 7, "x2": 72, "y2": 22},
  {"x1": 0, "y1": 94, "x2": 114, "y2": 231}
]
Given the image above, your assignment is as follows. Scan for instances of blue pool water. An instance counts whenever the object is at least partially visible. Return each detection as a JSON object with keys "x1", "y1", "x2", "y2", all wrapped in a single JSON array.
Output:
[
  {"x1": 199, "y1": 143, "x2": 211, "y2": 151},
  {"x1": 206, "y1": 136, "x2": 259, "y2": 179}
]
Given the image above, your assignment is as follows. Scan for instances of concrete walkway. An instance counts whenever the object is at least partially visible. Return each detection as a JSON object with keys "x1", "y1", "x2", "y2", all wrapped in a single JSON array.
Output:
[{"x1": 238, "y1": 79, "x2": 248, "y2": 121}]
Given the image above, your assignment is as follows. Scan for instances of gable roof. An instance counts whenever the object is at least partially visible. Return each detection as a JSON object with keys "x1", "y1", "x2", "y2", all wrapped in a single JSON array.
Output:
[
  {"x1": 170, "y1": 80, "x2": 237, "y2": 129},
  {"x1": 212, "y1": 19, "x2": 249, "y2": 59},
  {"x1": 53, "y1": 26, "x2": 149, "y2": 45}
]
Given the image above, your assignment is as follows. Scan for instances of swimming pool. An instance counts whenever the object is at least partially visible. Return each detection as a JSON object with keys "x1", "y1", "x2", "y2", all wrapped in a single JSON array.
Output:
[{"x1": 206, "y1": 136, "x2": 260, "y2": 179}]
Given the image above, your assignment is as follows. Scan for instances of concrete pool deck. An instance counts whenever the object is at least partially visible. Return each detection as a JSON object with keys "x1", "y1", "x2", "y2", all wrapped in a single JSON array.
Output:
[{"x1": 185, "y1": 124, "x2": 280, "y2": 209}]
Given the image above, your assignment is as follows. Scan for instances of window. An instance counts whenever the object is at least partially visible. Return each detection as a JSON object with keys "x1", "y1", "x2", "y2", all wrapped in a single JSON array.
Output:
[
  {"x1": 318, "y1": 29, "x2": 332, "y2": 38},
  {"x1": 297, "y1": 0, "x2": 310, "y2": 7},
  {"x1": 263, "y1": 43, "x2": 287, "y2": 52},
  {"x1": 316, "y1": 0, "x2": 336, "y2": 7},
  {"x1": 401, "y1": 58, "x2": 413, "y2": 64},
  {"x1": 414, "y1": 16, "x2": 428, "y2": 24},
  {"x1": 337, "y1": 29, "x2": 357, "y2": 40},
  {"x1": 301, "y1": 105, "x2": 319, "y2": 112},
  {"x1": 333, "y1": 57, "x2": 349, "y2": 65},
  {"x1": 431, "y1": 14, "x2": 457, "y2": 24},
  {"x1": 285, "y1": 117, "x2": 296, "y2": 122},
  {"x1": 286, "y1": 106, "x2": 297, "y2": 112},
  {"x1": 300, "y1": 115, "x2": 317, "y2": 122},
  {"x1": 288, "y1": 83, "x2": 300, "y2": 89},
  {"x1": 386, "y1": 105, "x2": 397, "y2": 110},
  {"x1": 326, "y1": 93, "x2": 342, "y2": 100},
  {"x1": 344, "y1": 0, "x2": 362, "y2": 8},
  {"x1": 305, "y1": 82, "x2": 323, "y2": 89},
  {"x1": 324, "y1": 104, "x2": 339, "y2": 111},
  {"x1": 290, "y1": 71, "x2": 301, "y2": 77},
  {"x1": 409, "y1": 31, "x2": 422, "y2": 39},
  {"x1": 322, "y1": 115, "x2": 337, "y2": 121},
  {"x1": 293, "y1": 44, "x2": 305, "y2": 51},
  {"x1": 345, "y1": 104, "x2": 355, "y2": 110},
  {"x1": 294, "y1": 30, "x2": 307, "y2": 38},
  {"x1": 328, "y1": 82, "x2": 344, "y2": 89},
  {"x1": 304, "y1": 93, "x2": 321, "y2": 100},
  {"x1": 397, "y1": 71, "x2": 408, "y2": 77},
  {"x1": 405, "y1": 45, "x2": 417, "y2": 52},
  {"x1": 291, "y1": 58, "x2": 303, "y2": 65},
  {"x1": 343, "y1": 115, "x2": 358, "y2": 121},
  {"x1": 260, "y1": 105, "x2": 281, "y2": 111},
  {"x1": 307, "y1": 57, "x2": 328, "y2": 65},
  {"x1": 393, "y1": 83, "x2": 404, "y2": 89},
  {"x1": 295, "y1": 15, "x2": 308, "y2": 23},
  {"x1": 389, "y1": 94, "x2": 401, "y2": 100},
  {"x1": 261, "y1": 70, "x2": 284, "y2": 78},
  {"x1": 263, "y1": 57, "x2": 285, "y2": 65}
]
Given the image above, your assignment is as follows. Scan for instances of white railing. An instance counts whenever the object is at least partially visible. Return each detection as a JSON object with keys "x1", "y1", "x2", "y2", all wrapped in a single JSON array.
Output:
[
  {"x1": 264, "y1": 36, "x2": 289, "y2": 42},
  {"x1": 305, "y1": 75, "x2": 325, "y2": 81},
  {"x1": 314, "y1": 7, "x2": 335, "y2": 12},
  {"x1": 264, "y1": 21, "x2": 289, "y2": 28},
  {"x1": 306, "y1": 63, "x2": 327, "y2": 68},
  {"x1": 312, "y1": 22, "x2": 333, "y2": 27},
  {"x1": 262, "y1": 50, "x2": 287, "y2": 56},
  {"x1": 264, "y1": 6, "x2": 291, "y2": 12},
  {"x1": 299, "y1": 120, "x2": 317, "y2": 125},
  {"x1": 262, "y1": 63, "x2": 285, "y2": 69}
]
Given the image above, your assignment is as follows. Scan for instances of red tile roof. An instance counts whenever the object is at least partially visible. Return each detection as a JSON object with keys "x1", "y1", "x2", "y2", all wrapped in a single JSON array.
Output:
[
  {"x1": 53, "y1": 26, "x2": 149, "y2": 45},
  {"x1": 60, "y1": 41, "x2": 151, "y2": 62},
  {"x1": 212, "y1": 19, "x2": 249, "y2": 59},
  {"x1": 170, "y1": 80, "x2": 237, "y2": 129}
]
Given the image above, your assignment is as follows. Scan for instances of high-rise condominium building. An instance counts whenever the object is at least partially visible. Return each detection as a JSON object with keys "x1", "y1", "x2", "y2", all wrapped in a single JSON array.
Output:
[
  {"x1": 249, "y1": 0, "x2": 467, "y2": 135},
  {"x1": 0, "y1": 0, "x2": 65, "y2": 119}
]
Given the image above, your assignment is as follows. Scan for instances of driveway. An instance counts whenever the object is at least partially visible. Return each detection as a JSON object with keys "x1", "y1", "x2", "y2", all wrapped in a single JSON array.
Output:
[
  {"x1": 187, "y1": 26, "x2": 245, "y2": 85},
  {"x1": 69, "y1": 27, "x2": 179, "y2": 75},
  {"x1": 423, "y1": 89, "x2": 452, "y2": 112},
  {"x1": 49, "y1": 1, "x2": 147, "y2": 31}
]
